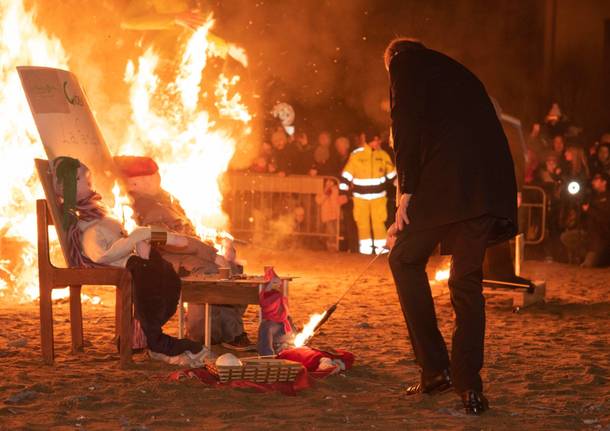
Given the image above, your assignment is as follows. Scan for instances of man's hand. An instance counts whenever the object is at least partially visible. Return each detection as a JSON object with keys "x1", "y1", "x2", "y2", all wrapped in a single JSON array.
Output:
[
  {"x1": 386, "y1": 223, "x2": 398, "y2": 250},
  {"x1": 395, "y1": 193, "x2": 412, "y2": 230},
  {"x1": 135, "y1": 241, "x2": 151, "y2": 259}
]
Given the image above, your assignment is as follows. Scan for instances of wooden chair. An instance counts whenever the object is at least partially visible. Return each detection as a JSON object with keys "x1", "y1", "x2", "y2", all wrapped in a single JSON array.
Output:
[{"x1": 35, "y1": 158, "x2": 133, "y2": 368}]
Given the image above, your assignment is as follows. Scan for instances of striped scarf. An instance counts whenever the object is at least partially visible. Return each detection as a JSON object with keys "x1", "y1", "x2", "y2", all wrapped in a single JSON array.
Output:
[{"x1": 66, "y1": 191, "x2": 108, "y2": 268}]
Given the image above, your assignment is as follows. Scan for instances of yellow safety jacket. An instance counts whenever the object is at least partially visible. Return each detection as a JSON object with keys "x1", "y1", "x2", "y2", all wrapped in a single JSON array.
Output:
[{"x1": 340, "y1": 145, "x2": 396, "y2": 200}]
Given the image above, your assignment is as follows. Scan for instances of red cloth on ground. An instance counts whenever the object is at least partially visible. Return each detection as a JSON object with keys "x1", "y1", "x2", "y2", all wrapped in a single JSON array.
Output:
[{"x1": 278, "y1": 347, "x2": 355, "y2": 372}]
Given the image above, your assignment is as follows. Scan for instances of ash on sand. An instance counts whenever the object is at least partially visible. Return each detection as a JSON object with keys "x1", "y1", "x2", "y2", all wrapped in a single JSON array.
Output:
[{"x1": 0, "y1": 247, "x2": 609, "y2": 430}]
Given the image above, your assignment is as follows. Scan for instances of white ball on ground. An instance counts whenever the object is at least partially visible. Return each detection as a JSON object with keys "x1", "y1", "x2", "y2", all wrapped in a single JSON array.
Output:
[{"x1": 215, "y1": 353, "x2": 243, "y2": 367}]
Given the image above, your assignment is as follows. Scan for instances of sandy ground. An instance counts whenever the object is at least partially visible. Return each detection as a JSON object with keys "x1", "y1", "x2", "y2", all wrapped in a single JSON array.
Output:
[{"x1": 0, "y1": 247, "x2": 609, "y2": 431}]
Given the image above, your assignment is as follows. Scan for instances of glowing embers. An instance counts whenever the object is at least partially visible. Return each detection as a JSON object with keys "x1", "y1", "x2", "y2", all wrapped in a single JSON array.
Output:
[{"x1": 434, "y1": 267, "x2": 450, "y2": 282}]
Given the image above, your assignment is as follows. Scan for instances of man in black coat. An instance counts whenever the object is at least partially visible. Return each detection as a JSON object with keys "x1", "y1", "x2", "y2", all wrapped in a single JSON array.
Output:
[{"x1": 385, "y1": 38, "x2": 517, "y2": 415}]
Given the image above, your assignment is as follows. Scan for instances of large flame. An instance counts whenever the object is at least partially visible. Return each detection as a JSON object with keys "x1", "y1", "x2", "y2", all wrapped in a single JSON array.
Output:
[
  {"x1": 0, "y1": 2, "x2": 250, "y2": 302},
  {"x1": 119, "y1": 17, "x2": 251, "y2": 236},
  {"x1": 0, "y1": 0, "x2": 68, "y2": 301}
]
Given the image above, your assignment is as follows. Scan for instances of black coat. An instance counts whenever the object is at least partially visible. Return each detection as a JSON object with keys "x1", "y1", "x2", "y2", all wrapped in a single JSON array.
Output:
[
  {"x1": 288, "y1": 142, "x2": 315, "y2": 175},
  {"x1": 389, "y1": 45, "x2": 517, "y2": 243}
]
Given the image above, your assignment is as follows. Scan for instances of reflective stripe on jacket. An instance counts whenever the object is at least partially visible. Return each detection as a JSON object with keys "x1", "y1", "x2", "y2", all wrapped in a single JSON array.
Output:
[{"x1": 340, "y1": 145, "x2": 396, "y2": 198}]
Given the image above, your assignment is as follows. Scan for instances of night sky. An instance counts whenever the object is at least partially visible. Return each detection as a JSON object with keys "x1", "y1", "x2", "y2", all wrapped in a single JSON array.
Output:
[{"x1": 29, "y1": 0, "x2": 606, "y2": 144}]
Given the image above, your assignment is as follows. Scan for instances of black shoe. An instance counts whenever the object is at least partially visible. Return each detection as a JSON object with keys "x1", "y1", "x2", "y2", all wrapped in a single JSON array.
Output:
[
  {"x1": 221, "y1": 333, "x2": 257, "y2": 352},
  {"x1": 461, "y1": 390, "x2": 489, "y2": 415},
  {"x1": 405, "y1": 369, "x2": 452, "y2": 395}
]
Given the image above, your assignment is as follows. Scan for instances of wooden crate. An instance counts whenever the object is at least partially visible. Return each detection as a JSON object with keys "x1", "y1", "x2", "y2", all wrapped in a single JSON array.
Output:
[{"x1": 207, "y1": 359, "x2": 303, "y2": 383}]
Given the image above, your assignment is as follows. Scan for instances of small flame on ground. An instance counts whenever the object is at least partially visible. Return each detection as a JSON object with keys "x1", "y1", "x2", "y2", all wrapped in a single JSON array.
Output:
[
  {"x1": 293, "y1": 311, "x2": 327, "y2": 348},
  {"x1": 47, "y1": 288, "x2": 101, "y2": 305},
  {"x1": 434, "y1": 268, "x2": 450, "y2": 281},
  {"x1": 0, "y1": 4, "x2": 251, "y2": 302}
]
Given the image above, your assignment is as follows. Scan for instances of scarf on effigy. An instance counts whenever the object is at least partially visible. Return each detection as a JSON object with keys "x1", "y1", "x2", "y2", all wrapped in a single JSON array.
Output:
[
  {"x1": 66, "y1": 192, "x2": 109, "y2": 268},
  {"x1": 51, "y1": 157, "x2": 108, "y2": 268}
]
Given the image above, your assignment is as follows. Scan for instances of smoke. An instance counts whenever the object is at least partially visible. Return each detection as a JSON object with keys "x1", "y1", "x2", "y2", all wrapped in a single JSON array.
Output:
[
  {"x1": 214, "y1": 0, "x2": 545, "y2": 133},
  {"x1": 26, "y1": 0, "x2": 547, "y2": 144}
]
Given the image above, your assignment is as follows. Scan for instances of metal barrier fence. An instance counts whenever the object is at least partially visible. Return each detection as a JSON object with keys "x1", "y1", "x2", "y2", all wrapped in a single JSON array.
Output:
[
  {"x1": 223, "y1": 172, "x2": 341, "y2": 250},
  {"x1": 520, "y1": 185, "x2": 547, "y2": 245}
]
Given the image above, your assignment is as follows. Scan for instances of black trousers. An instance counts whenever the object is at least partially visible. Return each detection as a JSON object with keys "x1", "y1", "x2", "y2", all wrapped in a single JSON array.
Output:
[
  {"x1": 127, "y1": 250, "x2": 203, "y2": 356},
  {"x1": 389, "y1": 215, "x2": 496, "y2": 393}
]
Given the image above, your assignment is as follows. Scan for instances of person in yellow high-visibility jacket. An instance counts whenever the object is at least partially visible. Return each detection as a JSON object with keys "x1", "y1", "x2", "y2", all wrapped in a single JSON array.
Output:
[{"x1": 340, "y1": 136, "x2": 396, "y2": 254}]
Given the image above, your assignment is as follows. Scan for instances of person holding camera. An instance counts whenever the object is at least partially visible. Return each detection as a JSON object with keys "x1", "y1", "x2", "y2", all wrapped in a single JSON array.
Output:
[{"x1": 581, "y1": 173, "x2": 610, "y2": 267}]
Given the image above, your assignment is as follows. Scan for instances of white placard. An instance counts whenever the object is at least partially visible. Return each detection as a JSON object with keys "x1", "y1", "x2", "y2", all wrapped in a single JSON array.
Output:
[{"x1": 18, "y1": 66, "x2": 117, "y2": 196}]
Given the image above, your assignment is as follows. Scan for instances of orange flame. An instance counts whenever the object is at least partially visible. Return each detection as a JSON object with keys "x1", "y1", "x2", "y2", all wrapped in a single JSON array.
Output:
[
  {"x1": 111, "y1": 181, "x2": 137, "y2": 233},
  {"x1": 120, "y1": 16, "x2": 251, "y2": 236},
  {"x1": 293, "y1": 311, "x2": 327, "y2": 347},
  {"x1": 434, "y1": 268, "x2": 450, "y2": 282},
  {"x1": 0, "y1": 3, "x2": 250, "y2": 301},
  {"x1": 0, "y1": 0, "x2": 67, "y2": 301}
]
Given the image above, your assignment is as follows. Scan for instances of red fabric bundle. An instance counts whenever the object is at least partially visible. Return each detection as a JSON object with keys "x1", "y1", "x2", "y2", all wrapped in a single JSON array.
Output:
[
  {"x1": 114, "y1": 155, "x2": 159, "y2": 177},
  {"x1": 278, "y1": 347, "x2": 355, "y2": 373},
  {"x1": 259, "y1": 267, "x2": 291, "y2": 333}
]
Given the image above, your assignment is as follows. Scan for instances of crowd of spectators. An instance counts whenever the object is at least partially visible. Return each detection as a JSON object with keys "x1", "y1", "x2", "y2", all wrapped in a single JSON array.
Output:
[
  {"x1": 238, "y1": 103, "x2": 610, "y2": 267},
  {"x1": 244, "y1": 125, "x2": 394, "y2": 253},
  {"x1": 248, "y1": 126, "x2": 355, "y2": 179},
  {"x1": 524, "y1": 103, "x2": 610, "y2": 267}
]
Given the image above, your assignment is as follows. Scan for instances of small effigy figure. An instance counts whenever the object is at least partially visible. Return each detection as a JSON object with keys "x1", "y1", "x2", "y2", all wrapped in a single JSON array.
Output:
[{"x1": 257, "y1": 267, "x2": 295, "y2": 356}]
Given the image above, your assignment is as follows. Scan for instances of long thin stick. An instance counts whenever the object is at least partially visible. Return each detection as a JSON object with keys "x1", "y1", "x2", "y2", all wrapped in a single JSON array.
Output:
[
  {"x1": 309, "y1": 251, "x2": 386, "y2": 338},
  {"x1": 335, "y1": 251, "x2": 385, "y2": 305}
]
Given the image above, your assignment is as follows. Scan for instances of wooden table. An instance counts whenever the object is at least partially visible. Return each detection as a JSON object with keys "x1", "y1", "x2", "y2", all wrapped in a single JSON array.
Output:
[{"x1": 179, "y1": 275, "x2": 291, "y2": 349}]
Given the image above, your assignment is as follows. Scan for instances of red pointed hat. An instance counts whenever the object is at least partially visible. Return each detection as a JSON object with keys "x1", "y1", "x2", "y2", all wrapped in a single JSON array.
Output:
[{"x1": 114, "y1": 156, "x2": 159, "y2": 177}]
